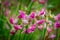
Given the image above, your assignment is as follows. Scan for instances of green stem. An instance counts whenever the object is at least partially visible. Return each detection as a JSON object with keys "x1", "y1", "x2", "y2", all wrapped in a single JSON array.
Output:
[
  {"x1": 55, "y1": 28, "x2": 59, "y2": 40},
  {"x1": 27, "y1": 1, "x2": 34, "y2": 15}
]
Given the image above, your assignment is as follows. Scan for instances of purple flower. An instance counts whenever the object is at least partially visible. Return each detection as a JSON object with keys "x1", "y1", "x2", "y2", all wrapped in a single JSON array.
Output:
[
  {"x1": 38, "y1": 8, "x2": 45, "y2": 16},
  {"x1": 54, "y1": 21, "x2": 60, "y2": 28},
  {"x1": 29, "y1": 12, "x2": 35, "y2": 19},
  {"x1": 18, "y1": 10, "x2": 26, "y2": 19},
  {"x1": 14, "y1": 25, "x2": 22, "y2": 30},
  {"x1": 36, "y1": 19, "x2": 44, "y2": 25},
  {"x1": 9, "y1": 17, "x2": 14, "y2": 24}
]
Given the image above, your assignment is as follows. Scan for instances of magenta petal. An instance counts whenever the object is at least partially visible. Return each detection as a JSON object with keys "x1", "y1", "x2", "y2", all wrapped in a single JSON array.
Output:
[
  {"x1": 10, "y1": 31, "x2": 15, "y2": 35},
  {"x1": 18, "y1": 10, "x2": 25, "y2": 19},
  {"x1": 29, "y1": 12, "x2": 35, "y2": 19},
  {"x1": 24, "y1": 29, "x2": 32, "y2": 34},
  {"x1": 14, "y1": 25, "x2": 19, "y2": 30},
  {"x1": 14, "y1": 25, "x2": 22, "y2": 30},
  {"x1": 38, "y1": 8, "x2": 45, "y2": 15},
  {"x1": 54, "y1": 21, "x2": 60, "y2": 28},
  {"x1": 36, "y1": 19, "x2": 44, "y2": 25},
  {"x1": 9, "y1": 17, "x2": 14, "y2": 24}
]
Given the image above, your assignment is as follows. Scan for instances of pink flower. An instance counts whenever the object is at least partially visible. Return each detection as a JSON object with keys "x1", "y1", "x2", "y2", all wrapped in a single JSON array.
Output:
[
  {"x1": 14, "y1": 25, "x2": 22, "y2": 30},
  {"x1": 38, "y1": 8, "x2": 45, "y2": 16},
  {"x1": 54, "y1": 21, "x2": 60, "y2": 28},
  {"x1": 24, "y1": 29, "x2": 32, "y2": 34},
  {"x1": 28, "y1": 24, "x2": 36, "y2": 31},
  {"x1": 24, "y1": 24, "x2": 36, "y2": 34},
  {"x1": 18, "y1": 10, "x2": 26, "y2": 19},
  {"x1": 9, "y1": 17, "x2": 14, "y2": 24},
  {"x1": 3, "y1": 1, "x2": 9, "y2": 7},
  {"x1": 38, "y1": 0, "x2": 46, "y2": 4},
  {"x1": 29, "y1": 12, "x2": 35, "y2": 19},
  {"x1": 10, "y1": 28, "x2": 16, "y2": 35},
  {"x1": 49, "y1": 34, "x2": 56, "y2": 39},
  {"x1": 22, "y1": 19, "x2": 28, "y2": 25},
  {"x1": 38, "y1": 26, "x2": 43, "y2": 30},
  {"x1": 5, "y1": 8, "x2": 9, "y2": 17},
  {"x1": 47, "y1": 27, "x2": 52, "y2": 33},
  {"x1": 36, "y1": 19, "x2": 44, "y2": 25},
  {"x1": 54, "y1": 13, "x2": 60, "y2": 21},
  {"x1": 32, "y1": 0, "x2": 36, "y2": 2}
]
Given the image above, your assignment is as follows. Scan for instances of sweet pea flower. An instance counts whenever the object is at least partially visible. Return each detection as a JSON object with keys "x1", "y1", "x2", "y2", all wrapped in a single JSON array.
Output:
[
  {"x1": 14, "y1": 25, "x2": 22, "y2": 30},
  {"x1": 54, "y1": 21, "x2": 60, "y2": 28},
  {"x1": 49, "y1": 34, "x2": 56, "y2": 39},
  {"x1": 29, "y1": 12, "x2": 35, "y2": 19},
  {"x1": 32, "y1": 0, "x2": 36, "y2": 2},
  {"x1": 38, "y1": 8, "x2": 45, "y2": 16},
  {"x1": 22, "y1": 19, "x2": 28, "y2": 25},
  {"x1": 18, "y1": 10, "x2": 26, "y2": 19},
  {"x1": 10, "y1": 28, "x2": 16, "y2": 35},
  {"x1": 38, "y1": 0, "x2": 46, "y2": 4},
  {"x1": 28, "y1": 24, "x2": 36, "y2": 31},
  {"x1": 24, "y1": 24, "x2": 36, "y2": 34},
  {"x1": 24, "y1": 29, "x2": 33, "y2": 34},
  {"x1": 5, "y1": 8, "x2": 9, "y2": 17},
  {"x1": 54, "y1": 13, "x2": 60, "y2": 21},
  {"x1": 38, "y1": 26, "x2": 43, "y2": 30},
  {"x1": 36, "y1": 19, "x2": 44, "y2": 25},
  {"x1": 9, "y1": 17, "x2": 14, "y2": 24},
  {"x1": 2, "y1": 1, "x2": 9, "y2": 7},
  {"x1": 47, "y1": 27, "x2": 52, "y2": 33}
]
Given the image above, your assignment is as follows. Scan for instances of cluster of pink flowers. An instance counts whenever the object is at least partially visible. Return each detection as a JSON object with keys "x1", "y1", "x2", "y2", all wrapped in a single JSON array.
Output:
[
  {"x1": 54, "y1": 13, "x2": 60, "y2": 28},
  {"x1": 10, "y1": 8, "x2": 45, "y2": 35}
]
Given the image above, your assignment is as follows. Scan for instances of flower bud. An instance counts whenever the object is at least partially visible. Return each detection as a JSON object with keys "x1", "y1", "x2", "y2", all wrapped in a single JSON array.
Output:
[{"x1": 9, "y1": 17, "x2": 14, "y2": 24}]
